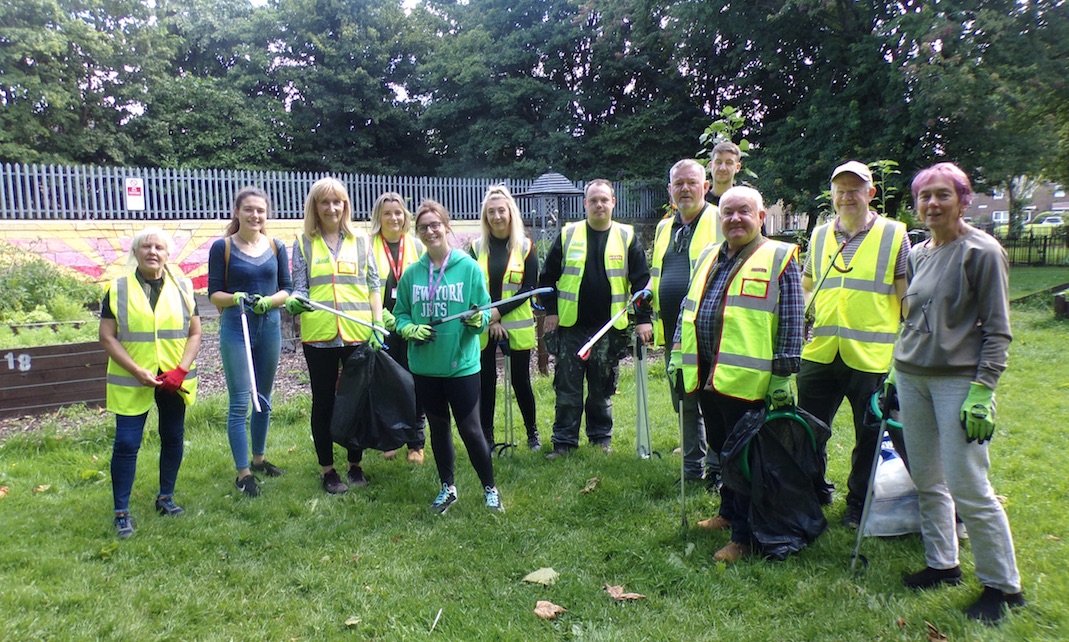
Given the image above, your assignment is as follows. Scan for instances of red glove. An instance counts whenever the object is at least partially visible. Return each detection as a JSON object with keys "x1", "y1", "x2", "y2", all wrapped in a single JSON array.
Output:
[{"x1": 157, "y1": 367, "x2": 189, "y2": 393}]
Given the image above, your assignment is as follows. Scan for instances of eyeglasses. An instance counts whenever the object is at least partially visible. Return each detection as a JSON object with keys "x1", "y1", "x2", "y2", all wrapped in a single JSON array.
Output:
[
  {"x1": 416, "y1": 221, "x2": 443, "y2": 234},
  {"x1": 902, "y1": 296, "x2": 931, "y2": 335},
  {"x1": 674, "y1": 224, "x2": 691, "y2": 253}
]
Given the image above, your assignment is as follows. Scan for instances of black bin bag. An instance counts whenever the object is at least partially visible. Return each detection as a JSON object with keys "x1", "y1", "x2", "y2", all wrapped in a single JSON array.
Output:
[
  {"x1": 721, "y1": 406, "x2": 832, "y2": 561},
  {"x1": 330, "y1": 344, "x2": 420, "y2": 451}
]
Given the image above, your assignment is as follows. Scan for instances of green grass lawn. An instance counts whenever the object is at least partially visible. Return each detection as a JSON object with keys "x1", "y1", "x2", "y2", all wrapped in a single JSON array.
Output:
[
  {"x1": 1007, "y1": 266, "x2": 1069, "y2": 300},
  {"x1": 2, "y1": 312, "x2": 1067, "y2": 640}
]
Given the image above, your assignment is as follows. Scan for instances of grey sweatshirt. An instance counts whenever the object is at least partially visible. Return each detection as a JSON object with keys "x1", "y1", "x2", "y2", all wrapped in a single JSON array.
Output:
[{"x1": 893, "y1": 227, "x2": 1011, "y2": 390}]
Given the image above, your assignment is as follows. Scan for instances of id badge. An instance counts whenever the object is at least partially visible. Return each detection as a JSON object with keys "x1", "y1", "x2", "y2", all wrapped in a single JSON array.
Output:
[{"x1": 391, "y1": 287, "x2": 398, "y2": 299}]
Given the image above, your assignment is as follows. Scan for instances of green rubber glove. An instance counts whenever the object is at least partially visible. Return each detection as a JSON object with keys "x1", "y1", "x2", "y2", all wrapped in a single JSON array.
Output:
[
  {"x1": 960, "y1": 382, "x2": 996, "y2": 444},
  {"x1": 401, "y1": 324, "x2": 435, "y2": 344},
  {"x1": 879, "y1": 367, "x2": 898, "y2": 417},
  {"x1": 251, "y1": 294, "x2": 273, "y2": 314},
  {"x1": 284, "y1": 296, "x2": 312, "y2": 315},
  {"x1": 767, "y1": 374, "x2": 796, "y2": 410},
  {"x1": 667, "y1": 349, "x2": 683, "y2": 379},
  {"x1": 463, "y1": 305, "x2": 485, "y2": 330},
  {"x1": 233, "y1": 292, "x2": 249, "y2": 307},
  {"x1": 381, "y1": 308, "x2": 396, "y2": 331},
  {"x1": 367, "y1": 328, "x2": 385, "y2": 351}
]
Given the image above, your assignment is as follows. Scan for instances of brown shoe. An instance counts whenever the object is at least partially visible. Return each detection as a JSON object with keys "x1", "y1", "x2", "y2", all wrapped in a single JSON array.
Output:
[
  {"x1": 697, "y1": 515, "x2": 731, "y2": 531},
  {"x1": 382, "y1": 450, "x2": 398, "y2": 461},
  {"x1": 407, "y1": 448, "x2": 425, "y2": 464},
  {"x1": 713, "y1": 541, "x2": 750, "y2": 563}
]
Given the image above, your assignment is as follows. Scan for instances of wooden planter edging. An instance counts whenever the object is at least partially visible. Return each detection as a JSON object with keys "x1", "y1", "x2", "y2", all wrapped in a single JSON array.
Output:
[{"x1": 0, "y1": 342, "x2": 107, "y2": 418}]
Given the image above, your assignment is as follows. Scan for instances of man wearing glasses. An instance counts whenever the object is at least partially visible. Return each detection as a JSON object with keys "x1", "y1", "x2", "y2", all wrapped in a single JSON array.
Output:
[
  {"x1": 650, "y1": 159, "x2": 722, "y2": 484},
  {"x1": 798, "y1": 161, "x2": 911, "y2": 527},
  {"x1": 539, "y1": 180, "x2": 653, "y2": 459}
]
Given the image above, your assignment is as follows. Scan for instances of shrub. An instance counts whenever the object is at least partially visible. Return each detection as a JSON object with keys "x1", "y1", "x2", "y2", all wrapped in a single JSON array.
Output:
[{"x1": 0, "y1": 243, "x2": 100, "y2": 322}]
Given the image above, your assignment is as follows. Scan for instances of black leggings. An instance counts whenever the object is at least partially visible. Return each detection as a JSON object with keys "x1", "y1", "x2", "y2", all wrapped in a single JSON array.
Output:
[
  {"x1": 415, "y1": 373, "x2": 494, "y2": 489},
  {"x1": 303, "y1": 344, "x2": 363, "y2": 468},
  {"x1": 479, "y1": 344, "x2": 537, "y2": 444}
]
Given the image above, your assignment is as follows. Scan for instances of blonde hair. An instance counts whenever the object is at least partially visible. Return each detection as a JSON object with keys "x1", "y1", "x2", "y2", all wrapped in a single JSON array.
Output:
[
  {"x1": 302, "y1": 177, "x2": 356, "y2": 238},
  {"x1": 225, "y1": 186, "x2": 270, "y2": 237},
  {"x1": 370, "y1": 192, "x2": 413, "y2": 237},
  {"x1": 127, "y1": 226, "x2": 174, "y2": 270},
  {"x1": 478, "y1": 185, "x2": 526, "y2": 253}
]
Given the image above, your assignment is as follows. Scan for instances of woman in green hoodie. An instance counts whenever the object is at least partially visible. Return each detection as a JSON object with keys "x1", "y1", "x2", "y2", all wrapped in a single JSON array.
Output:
[{"x1": 394, "y1": 199, "x2": 503, "y2": 514}]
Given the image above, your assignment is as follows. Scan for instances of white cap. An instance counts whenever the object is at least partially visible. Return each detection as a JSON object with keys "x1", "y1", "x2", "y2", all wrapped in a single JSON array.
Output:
[{"x1": 831, "y1": 161, "x2": 872, "y2": 184}]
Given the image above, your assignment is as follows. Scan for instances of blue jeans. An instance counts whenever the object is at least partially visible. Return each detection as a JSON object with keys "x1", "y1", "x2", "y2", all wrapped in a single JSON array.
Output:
[
  {"x1": 111, "y1": 388, "x2": 186, "y2": 512},
  {"x1": 220, "y1": 307, "x2": 281, "y2": 471}
]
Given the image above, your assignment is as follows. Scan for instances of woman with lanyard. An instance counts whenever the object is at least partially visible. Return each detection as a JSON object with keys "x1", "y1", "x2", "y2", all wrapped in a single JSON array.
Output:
[
  {"x1": 394, "y1": 200, "x2": 502, "y2": 514},
  {"x1": 285, "y1": 177, "x2": 384, "y2": 494},
  {"x1": 470, "y1": 185, "x2": 540, "y2": 451},
  {"x1": 100, "y1": 227, "x2": 201, "y2": 538},
  {"x1": 208, "y1": 186, "x2": 292, "y2": 498},
  {"x1": 369, "y1": 192, "x2": 427, "y2": 464},
  {"x1": 892, "y1": 162, "x2": 1024, "y2": 624}
]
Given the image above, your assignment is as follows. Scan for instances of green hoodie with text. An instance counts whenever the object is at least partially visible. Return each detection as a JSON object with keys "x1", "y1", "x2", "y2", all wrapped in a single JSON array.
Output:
[{"x1": 394, "y1": 248, "x2": 491, "y2": 378}]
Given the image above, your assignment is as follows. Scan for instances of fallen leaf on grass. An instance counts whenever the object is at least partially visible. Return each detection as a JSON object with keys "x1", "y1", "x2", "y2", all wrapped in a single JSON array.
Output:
[
  {"x1": 523, "y1": 567, "x2": 559, "y2": 586},
  {"x1": 534, "y1": 600, "x2": 567, "y2": 620},
  {"x1": 32, "y1": 484, "x2": 51, "y2": 493},
  {"x1": 895, "y1": 617, "x2": 906, "y2": 629},
  {"x1": 0, "y1": 486, "x2": 9, "y2": 499},
  {"x1": 925, "y1": 621, "x2": 948, "y2": 641},
  {"x1": 580, "y1": 477, "x2": 600, "y2": 494},
  {"x1": 1046, "y1": 534, "x2": 1061, "y2": 542},
  {"x1": 604, "y1": 584, "x2": 647, "y2": 601},
  {"x1": 79, "y1": 469, "x2": 105, "y2": 481},
  {"x1": 288, "y1": 444, "x2": 298, "y2": 454},
  {"x1": 344, "y1": 616, "x2": 361, "y2": 628}
]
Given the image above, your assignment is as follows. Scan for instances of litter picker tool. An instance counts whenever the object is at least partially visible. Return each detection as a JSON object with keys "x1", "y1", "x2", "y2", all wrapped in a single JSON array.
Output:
[
  {"x1": 850, "y1": 390, "x2": 903, "y2": 572},
  {"x1": 238, "y1": 300, "x2": 264, "y2": 413},
  {"x1": 676, "y1": 371, "x2": 688, "y2": 531},
  {"x1": 577, "y1": 289, "x2": 648, "y2": 361},
  {"x1": 804, "y1": 239, "x2": 851, "y2": 339},
  {"x1": 292, "y1": 294, "x2": 391, "y2": 336},
  {"x1": 494, "y1": 341, "x2": 516, "y2": 458},
  {"x1": 430, "y1": 287, "x2": 553, "y2": 326},
  {"x1": 633, "y1": 334, "x2": 659, "y2": 460}
]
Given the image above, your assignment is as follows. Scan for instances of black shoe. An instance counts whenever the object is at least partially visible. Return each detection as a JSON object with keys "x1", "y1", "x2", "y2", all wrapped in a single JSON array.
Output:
[
  {"x1": 527, "y1": 436, "x2": 542, "y2": 451},
  {"x1": 250, "y1": 460, "x2": 285, "y2": 477},
  {"x1": 322, "y1": 469, "x2": 349, "y2": 495},
  {"x1": 705, "y1": 472, "x2": 723, "y2": 493},
  {"x1": 903, "y1": 565, "x2": 963, "y2": 590},
  {"x1": 841, "y1": 503, "x2": 863, "y2": 529},
  {"x1": 347, "y1": 465, "x2": 369, "y2": 487},
  {"x1": 236, "y1": 474, "x2": 261, "y2": 497},
  {"x1": 816, "y1": 481, "x2": 835, "y2": 506},
  {"x1": 155, "y1": 496, "x2": 185, "y2": 516},
  {"x1": 684, "y1": 469, "x2": 706, "y2": 482},
  {"x1": 964, "y1": 586, "x2": 1025, "y2": 624},
  {"x1": 545, "y1": 446, "x2": 574, "y2": 460},
  {"x1": 114, "y1": 511, "x2": 134, "y2": 539}
]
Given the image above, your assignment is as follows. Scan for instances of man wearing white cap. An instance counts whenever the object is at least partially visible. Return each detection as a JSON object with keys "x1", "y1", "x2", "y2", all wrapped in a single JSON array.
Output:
[{"x1": 798, "y1": 160, "x2": 911, "y2": 527}]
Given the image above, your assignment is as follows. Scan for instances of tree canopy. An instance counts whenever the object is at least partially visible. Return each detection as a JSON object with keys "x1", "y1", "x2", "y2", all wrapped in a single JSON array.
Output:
[{"x1": 2, "y1": 0, "x2": 1066, "y2": 207}]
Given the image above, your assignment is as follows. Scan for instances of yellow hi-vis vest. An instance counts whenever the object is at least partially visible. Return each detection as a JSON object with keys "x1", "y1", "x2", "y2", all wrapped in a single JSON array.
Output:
[
  {"x1": 106, "y1": 270, "x2": 198, "y2": 414},
  {"x1": 556, "y1": 221, "x2": 634, "y2": 330},
  {"x1": 298, "y1": 232, "x2": 373, "y2": 343},
  {"x1": 372, "y1": 233, "x2": 424, "y2": 292},
  {"x1": 650, "y1": 203, "x2": 721, "y2": 345},
  {"x1": 473, "y1": 237, "x2": 536, "y2": 351},
  {"x1": 802, "y1": 216, "x2": 904, "y2": 372},
  {"x1": 681, "y1": 240, "x2": 797, "y2": 401}
]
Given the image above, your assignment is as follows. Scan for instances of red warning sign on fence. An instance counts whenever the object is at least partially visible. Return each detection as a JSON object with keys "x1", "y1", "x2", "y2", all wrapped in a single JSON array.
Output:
[{"x1": 125, "y1": 177, "x2": 145, "y2": 211}]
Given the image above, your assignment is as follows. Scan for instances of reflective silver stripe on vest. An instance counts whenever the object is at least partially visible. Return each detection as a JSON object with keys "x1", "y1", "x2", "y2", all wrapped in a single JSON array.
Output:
[
  {"x1": 723, "y1": 244, "x2": 787, "y2": 313},
  {"x1": 606, "y1": 268, "x2": 627, "y2": 278},
  {"x1": 562, "y1": 266, "x2": 582, "y2": 277},
  {"x1": 682, "y1": 353, "x2": 699, "y2": 366},
  {"x1": 501, "y1": 318, "x2": 534, "y2": 331},
  {"x1": 683, "y1": 297, "x2": 699, "y2": 313},
  {"x1": 650, "y1": 266, "x2": 661, "y2": 278},
  {"x1": 107, "y1": 372, "x2": 144, "y2": 388},
  {"x1": 115, "y1": 274, "x2": 191, "y2": 343},
  {"x1": 308, "y1": 275, "x2": 335, "y2": 287},
  {"x1": 717, "y1": 352, "x2": 772, "y2": 371},
  {"x1": 840, "y1": 277, "x2": 895, "y2": 294},
  {"x1": 336, "y1": 300, "x2": 371, "y2": 312},
  {"x1": 610, "y1": 293, "x2": 631, "y2": 305},
  {"x1": 559, "y1": 291, "x2": 579, "y2": 303},
  {"x1": 156, "y1": 329, "x2": 188, "y2": 340},
  {"x1": 811, "y1": 325, "x2": 897, "y2": 344}
]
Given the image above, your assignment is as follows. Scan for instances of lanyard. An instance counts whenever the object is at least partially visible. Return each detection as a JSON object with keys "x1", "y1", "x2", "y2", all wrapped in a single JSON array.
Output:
[
  {"x1": 427, "y1": 252, "x2": 449, "y2": 303},
  {"x1": 383, "y1": 238, "x2": 405, "y2": 282}
]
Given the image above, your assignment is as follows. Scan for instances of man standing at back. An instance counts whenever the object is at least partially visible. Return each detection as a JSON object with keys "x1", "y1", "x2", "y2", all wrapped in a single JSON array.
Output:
[
  {"x1": 709, "y1": 142, "x2": 743, "y2": 205},
  {"x1": 798, "y1": 161, "x2": 910, "y2": 527},
  {"x1": 539, "y1": 179, "x2": 653, "y2": 459},
  {"x1": 650, "y1": 159, "x2": 722, "y2": 482}
]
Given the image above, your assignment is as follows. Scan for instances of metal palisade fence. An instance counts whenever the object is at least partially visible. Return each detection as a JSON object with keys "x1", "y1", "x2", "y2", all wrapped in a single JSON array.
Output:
[{"x1": 0, "y1": 163, "x2": 663, "y2": 222}]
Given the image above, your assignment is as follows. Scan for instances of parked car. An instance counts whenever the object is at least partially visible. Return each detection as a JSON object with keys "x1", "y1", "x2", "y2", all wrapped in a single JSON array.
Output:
[{"x1": 1024, "y1": 214, "x2": 1065, "y2": 237}]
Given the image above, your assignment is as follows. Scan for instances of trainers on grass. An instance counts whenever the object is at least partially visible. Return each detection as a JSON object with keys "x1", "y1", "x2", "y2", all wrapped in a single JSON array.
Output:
[
  {"x1": 155, "y1": 496, "x2": 185, "y2": 516},
  {"x1": 250, "y1": 460, "x2": 285, "y2": 477},
  {"x1": 115, "y1": 512, "x2": 134, "y2": 539},
  {"x1": 236, "y1": 474, "x2": 261, "y2": 497},
  {"x1": 484, "y1": 486, "x2": 504, "y2": 512},
  {"x1": 322, "y1": 469, "x2": 349, "y2": 495},
  {"x1": 964, "y1": 586, "x2": 1025, "y2": 624},
  {"x1": 431, "y1": 483, "x2": 457, "y2": 514},
  {"x1": 347, "y1": 465, "x2": 369, "y2": 487}
]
